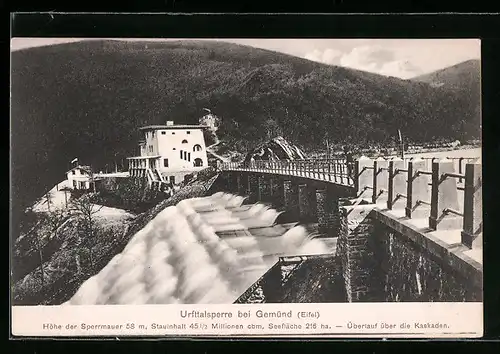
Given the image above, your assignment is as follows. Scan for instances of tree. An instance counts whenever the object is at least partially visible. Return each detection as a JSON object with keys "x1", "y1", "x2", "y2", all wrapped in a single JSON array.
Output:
[
  {"x1": 19, "y1": 217, "x2": 46, "y2": 290},
  {"x1": 34, "y1": 230, "x2": 46, "y2": 290},
  {"x1": 45, "y1": 207, "x2": 68, "y2": 241},
  {"x1": 60, "y1": 186, "x2": 72, "y2": 208},
  {"x1": 44, "y1": 190, "x2": 52, "y2": 212},
  {"x1": 80, "y1": 166, "x2": 96, "y2": 193},
  {"x1": 69, "y1": 195, "x2": 103, "y2": 273},
  {"x1": 263, "y1": 117, "x2": 282, "y2": 141}
]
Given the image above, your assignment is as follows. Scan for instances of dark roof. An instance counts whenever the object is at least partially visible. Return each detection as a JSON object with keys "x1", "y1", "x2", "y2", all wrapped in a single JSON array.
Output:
[{"x1": 66, "y1": 165, "x2": 91, "y2": 173}]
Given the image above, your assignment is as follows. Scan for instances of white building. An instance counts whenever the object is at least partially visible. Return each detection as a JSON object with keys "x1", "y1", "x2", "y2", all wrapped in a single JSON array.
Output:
[
  {"x1": 66, "y1": 165, "x2": 101, "y2": 190},
  {"x1": 127, "y1": 121, "x2": 209, "y2": 185}
]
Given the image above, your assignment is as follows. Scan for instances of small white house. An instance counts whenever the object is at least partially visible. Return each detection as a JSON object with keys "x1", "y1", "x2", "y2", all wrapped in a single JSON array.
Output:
[
  {"x1": 127, "y1": 120, "x2": 209, "y2": 185},
  {"x1": 66, "y1": 165, "x2": 99, "y2": 190}
]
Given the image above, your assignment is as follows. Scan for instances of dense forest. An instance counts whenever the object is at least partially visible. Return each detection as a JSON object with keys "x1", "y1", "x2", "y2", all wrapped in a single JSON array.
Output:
[{"x1": 11, "y1": 40, "x2": 481, "y2": 228}]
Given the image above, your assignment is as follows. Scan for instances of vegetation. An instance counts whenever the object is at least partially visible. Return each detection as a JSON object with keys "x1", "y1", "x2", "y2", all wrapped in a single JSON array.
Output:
[
  {"x1": 12, "y1": 168, "x2": 220, "y2": 305},
  {"x1": 12, "y1": 192, "x2": 133, "y2": 305},
  {"x1": 68, "y1": 195, "x2": 104, "y2": 273},
  {"x1": 11, "y1": 40, "x2": 480, "y2": 228},
  {"x1": 92, "y1": 177, "x2": 170, "y2": 213}
]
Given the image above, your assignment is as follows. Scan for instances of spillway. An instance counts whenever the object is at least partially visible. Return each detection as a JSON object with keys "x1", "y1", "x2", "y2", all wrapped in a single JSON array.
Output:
[{"x1": 64, "y1": 192, "x2": 335, "y2": 305}]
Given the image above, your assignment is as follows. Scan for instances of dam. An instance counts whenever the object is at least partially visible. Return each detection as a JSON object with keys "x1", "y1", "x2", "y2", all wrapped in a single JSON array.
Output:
[
  {"x1": 64, "y1": 192, "x2": 338, "y2": 305},
  {"x1": 65, "y1": 151, "x2": 482, "y2": 305}
]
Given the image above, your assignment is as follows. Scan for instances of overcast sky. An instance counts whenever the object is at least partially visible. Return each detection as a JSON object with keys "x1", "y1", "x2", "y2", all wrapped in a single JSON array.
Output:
[{"x1": 11, "y1": 38, "x2": 480, "y2": 79}]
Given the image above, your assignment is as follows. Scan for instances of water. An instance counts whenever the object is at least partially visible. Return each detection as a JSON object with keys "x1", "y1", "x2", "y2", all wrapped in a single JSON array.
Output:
[{"x1": 64, "y1": 192, "x2": 333, "y2": 305}]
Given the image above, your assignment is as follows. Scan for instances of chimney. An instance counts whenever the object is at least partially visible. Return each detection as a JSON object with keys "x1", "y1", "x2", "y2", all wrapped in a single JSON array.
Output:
[{"x1": 166, "y1": 121, "x2": 174, "y2": 126}]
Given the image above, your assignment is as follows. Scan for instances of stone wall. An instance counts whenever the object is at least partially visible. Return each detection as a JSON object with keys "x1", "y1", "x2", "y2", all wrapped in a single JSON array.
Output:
[
  {"x1": 336, "y1": 204, "x2": 382, "y2": 302},
  {"x1": 258, "y1": 175, "x2": 271, "y2": 203},
  {"x1": 280, "y1": 256, "x2": 346, "y2": 303},
  {"x1": 315, "y1": 187, "x2": 341, "y2": 236},
  {"x1": 283, "y1": 180, "x2": 299, "y2": 220},
  {"x1": 234, "y1": 255, "x2": 347, "y2": 304},
  {"x1": 371, "y1": 221, "x2": 482, "y2": 302},
  {"x1": 337, "y1": 205, "x2": 483, "y2": 302},
  {"x1": 298, "y1": 184, "x2": 317, "y2": 222}
]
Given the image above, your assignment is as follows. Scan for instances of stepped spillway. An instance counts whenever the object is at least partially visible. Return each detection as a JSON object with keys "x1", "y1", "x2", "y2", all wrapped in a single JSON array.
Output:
[{"x1": 64, "y1": 192, "x2": 334, "y2": 305}]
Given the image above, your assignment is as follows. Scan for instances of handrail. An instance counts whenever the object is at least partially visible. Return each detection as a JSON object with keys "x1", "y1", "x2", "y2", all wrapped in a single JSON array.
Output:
[
  {"x1": 443, "y1": 172, "x2": 466, "y2": 179},
  {"x1": 416, "y1": 199, "x2": 431, "y2": 206},
  {"x1": 444, "y1": 208, "x2": 464, "y2": 217},
  {"x1": 220, "y1": 155, "x2": 481, "y2": 250},
  {"x1": 416, "y1": 170, "x2": 433, "y2": 176}
]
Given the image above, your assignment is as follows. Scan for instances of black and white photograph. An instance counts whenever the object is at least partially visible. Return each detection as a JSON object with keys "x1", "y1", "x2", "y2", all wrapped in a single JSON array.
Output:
[{"x1": 10, "y1": 37, "x2": 482, "y2": 313}]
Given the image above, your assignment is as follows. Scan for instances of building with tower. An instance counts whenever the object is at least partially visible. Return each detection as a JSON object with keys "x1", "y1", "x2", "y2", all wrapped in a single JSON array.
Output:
[{"x1": 127, "y1": 121, "x2": 209, "y2": 186}]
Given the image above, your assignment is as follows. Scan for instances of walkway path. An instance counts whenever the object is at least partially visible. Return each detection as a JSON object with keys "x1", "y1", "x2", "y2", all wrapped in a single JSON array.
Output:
[{"x1": 206, "y1": 141, "x2": 230, "y2": 163}]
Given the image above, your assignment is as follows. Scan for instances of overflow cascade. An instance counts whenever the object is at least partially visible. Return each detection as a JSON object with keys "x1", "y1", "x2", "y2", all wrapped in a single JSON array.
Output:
[{"x1": 65, "y1": 192, "x2": 332, "y2": 305}]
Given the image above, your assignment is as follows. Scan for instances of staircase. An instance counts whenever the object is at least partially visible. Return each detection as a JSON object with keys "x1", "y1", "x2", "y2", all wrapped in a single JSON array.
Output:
[{"x1": 154, "y1": 168, "x2": 163, "y2": 182}]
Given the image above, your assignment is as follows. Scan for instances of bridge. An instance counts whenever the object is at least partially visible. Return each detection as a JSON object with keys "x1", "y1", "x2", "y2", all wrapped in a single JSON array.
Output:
[
  {"x1": 219, "y1": 154, "x2": 482, "y2": 302},
  {"x1": 220, "y1": 155, "x2": 481, "y2": 246}
]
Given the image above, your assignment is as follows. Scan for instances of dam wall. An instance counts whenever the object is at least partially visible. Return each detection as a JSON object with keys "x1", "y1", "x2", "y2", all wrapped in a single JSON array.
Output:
[
  {"x1": 219, "y1": 157, "x2": 482, "y2": 303},
  {"x1": 337, "y1": 205, "x2": 483, "y2": 302}
]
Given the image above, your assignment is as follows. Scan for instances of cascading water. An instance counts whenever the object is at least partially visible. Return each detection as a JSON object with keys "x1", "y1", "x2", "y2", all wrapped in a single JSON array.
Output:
[{"x1": 64, "y1": 192, "x2": 334, "y2": 305}]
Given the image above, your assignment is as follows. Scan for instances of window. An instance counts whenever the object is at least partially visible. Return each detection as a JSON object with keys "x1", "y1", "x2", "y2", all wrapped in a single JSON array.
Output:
[
  {"x1": 188, "y1": 153, "x2": 191, "y2": 162},
  {"x1": 73, "y1": 180, "x2": 77, "y2": 188},
  {"x1": 184, "y1": 151, "x2": 187, "y2": 160},
  {"x1": 72, "y1": 170, "x2": 76, "y2": 175},
  {"x1": 163, "y1": 159, "x2": 169, "y2": 167},
  {"x1": 169, "y1": 176, "x2": 175, "y2": 184},
  {"x1": 173, "y1": 148, "x2": 176, "y2": 150},
  {"x1": 172, "y1": 132, "x2": 175, "y2": 135},
  {"x1": 194, "y1": 158, "x2": 203, "y2": 167},
  {"x1": 187, "y1": 131, "x2": 191, "y2": 134},
  {"x1": 193, "y1": 144, "x2": 202, "y2": 152},
  {"x1": 180, "y1": 150, "x2": 183, "y2": 159},
  {"x1": 181, "y1": 139, "x2": 188, "y2": 144},
  {"x1": 161, "y1": 131, "x2": 166, "y2": 135}
]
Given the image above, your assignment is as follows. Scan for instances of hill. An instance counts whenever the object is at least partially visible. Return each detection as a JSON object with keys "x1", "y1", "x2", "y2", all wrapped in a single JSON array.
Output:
[
  {"x1": 11, "y1": 40, "x2": 481, "y2": 230},
  {"x1": 411, "y1": 59, "x2": 480, "y2": 89}
]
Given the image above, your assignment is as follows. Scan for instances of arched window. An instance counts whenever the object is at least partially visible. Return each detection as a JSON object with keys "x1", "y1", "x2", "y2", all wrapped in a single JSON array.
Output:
[
  {"x1": 193, "y1": 144, "x2": 202, "y2": 152},
  {"x1": 194, "y1": 158, "x2": 203, "y2": 167},
  {"x1": 181, "y1": 139, "x2": 188, "y2": 144}
]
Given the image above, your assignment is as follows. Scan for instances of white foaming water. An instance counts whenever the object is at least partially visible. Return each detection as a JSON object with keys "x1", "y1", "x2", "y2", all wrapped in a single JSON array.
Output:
[{"x1": 66, "y1": 192, "x2": 333, "y2": 305}]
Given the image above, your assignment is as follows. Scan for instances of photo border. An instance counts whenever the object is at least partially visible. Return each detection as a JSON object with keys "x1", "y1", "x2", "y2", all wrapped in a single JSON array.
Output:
[{"x1": 8, "y1": 12, "x2": 500, "y2": 344}]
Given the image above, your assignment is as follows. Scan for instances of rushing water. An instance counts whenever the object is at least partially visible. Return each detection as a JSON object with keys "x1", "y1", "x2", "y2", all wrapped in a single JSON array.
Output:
[{"x1": 64, "y1": 192, "x2": 333, "y2": 305}]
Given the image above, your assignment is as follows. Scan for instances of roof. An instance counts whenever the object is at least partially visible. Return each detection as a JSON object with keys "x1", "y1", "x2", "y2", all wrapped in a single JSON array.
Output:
[
  {"x1": 66, "y1": 165, "x2": 91, "y2": 173},
  {"x1": 139, "y1": 124, "x2": 207, "y2": 131},
  {"x1": 126, "y1": 155, "x2": 161, "y2": 160},
  {"x1": 71, "y1": 176, "x2": 105, "y2": 181}
]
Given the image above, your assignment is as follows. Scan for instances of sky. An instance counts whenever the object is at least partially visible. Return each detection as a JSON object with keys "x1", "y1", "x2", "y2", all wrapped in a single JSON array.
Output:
[{"x1": 11, "y1": 38, "x2": 480, "y2": 79}]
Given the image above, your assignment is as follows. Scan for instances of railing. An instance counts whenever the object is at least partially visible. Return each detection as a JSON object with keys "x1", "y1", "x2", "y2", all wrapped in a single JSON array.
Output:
[
  {"x1": 221, "y1": 159, "x2": 356, "y2": 186},
  {"x1": 222, "y1": 155, "x2": 481, "y2": 250},
  {"x1": 403, "y1": 157, "x2": 479, "y2": 184},
  {"x1": 356, "y1": 156, "x2": 482, "y2": 249}
]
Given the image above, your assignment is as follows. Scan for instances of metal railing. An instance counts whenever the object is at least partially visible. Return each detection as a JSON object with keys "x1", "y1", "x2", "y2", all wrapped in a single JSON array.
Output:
[
  {"x1": 221, "y1": 158, "x2": 356, "y2": 186},
  {"x1": 221, "y1": 154, "x2": 481, "y2": 249}
]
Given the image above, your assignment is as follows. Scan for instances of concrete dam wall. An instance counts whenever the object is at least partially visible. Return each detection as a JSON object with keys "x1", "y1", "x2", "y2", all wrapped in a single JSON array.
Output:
[{"x1": 213, "y1": 171, "x2": 482, "y2": 303}]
